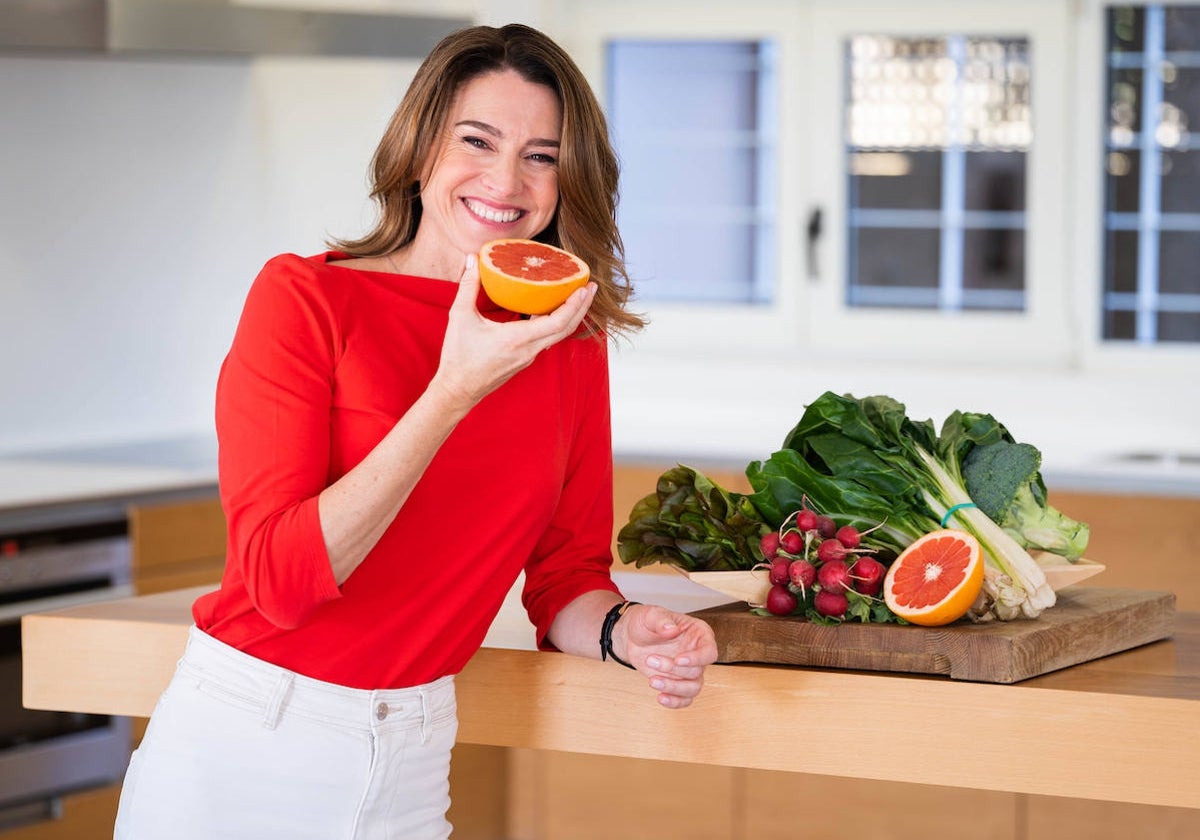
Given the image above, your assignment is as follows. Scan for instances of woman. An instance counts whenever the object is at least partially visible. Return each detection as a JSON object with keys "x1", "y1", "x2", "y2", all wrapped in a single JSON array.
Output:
[{"x1": 114, "y1": 22, "x2": 718, "y2": 840}]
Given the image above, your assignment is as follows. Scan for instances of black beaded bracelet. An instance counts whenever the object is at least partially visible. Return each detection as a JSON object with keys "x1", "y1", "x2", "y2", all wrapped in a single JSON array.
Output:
[{"x1": 599, "y1": 600, "x2": 640, "y2": 669}]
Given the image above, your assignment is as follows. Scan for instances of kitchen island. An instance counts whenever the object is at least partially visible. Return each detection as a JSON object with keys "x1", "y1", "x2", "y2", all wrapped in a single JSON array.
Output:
[{"x1": 21, "y1": 573, "x2": 1200, "y2": 812}]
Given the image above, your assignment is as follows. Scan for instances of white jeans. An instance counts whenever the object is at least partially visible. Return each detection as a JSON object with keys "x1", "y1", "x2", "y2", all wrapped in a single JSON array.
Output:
[{"x1": 114, "y1": 626, "x2": 458, "y2": 840}]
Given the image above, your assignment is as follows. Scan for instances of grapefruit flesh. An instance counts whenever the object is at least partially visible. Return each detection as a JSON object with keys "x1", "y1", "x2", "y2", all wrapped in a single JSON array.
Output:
[
  {"x1": 882, "y1": 529, "x2": 984, "y2": 627},
  {"x1": 478, "y1": 239, "x2": 590, "y2": 315}
]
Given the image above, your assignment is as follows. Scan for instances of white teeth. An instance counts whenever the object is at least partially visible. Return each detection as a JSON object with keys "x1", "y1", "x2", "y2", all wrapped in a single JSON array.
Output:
[{"x1": 464, "y1": 199, "x2": 521, "y2": 223}]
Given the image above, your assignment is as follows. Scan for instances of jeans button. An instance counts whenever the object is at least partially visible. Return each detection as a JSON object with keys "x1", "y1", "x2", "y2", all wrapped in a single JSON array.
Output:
[{"x1": 375, "y1": 702, "x2": 388, "y2": 721}]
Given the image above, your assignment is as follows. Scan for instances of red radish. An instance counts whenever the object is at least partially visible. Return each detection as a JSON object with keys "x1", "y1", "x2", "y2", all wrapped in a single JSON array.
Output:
[
  {"x1": 814, "y1": 589, "x2": 849, "y2": 618},
  {"x1": 851, "y1": 556, "x2": 886, "y2": 596},
  {"x1": 768, "y1": 558, "x2": 791, "y2": 585},
  {"x1": 760, "y1": 531, "x2": 781, "y2": 560},
  {"x1": 795, "y1": 509, "x2": 819, "y2": 532},
  {"x1": 766, "y1": 584, "x2": 798, "y2": 616},
  {"x1": 780, "y1": 530, "x2": 804, "y2": 555},
  {"x1": 817, "y1": 558, "x2": 852, "y2": 592},
  {"x1": 816, "y1": 515, "x2": 837, "y2": 538},
  {"x1": 817, "y1": 539, "x2": 847, "y2": 564},
  {"x1": 788, "y1": 558, "x2": 816, "y2": 590},
  {"x1": 835, "y1": 525, "x2": 861, "y2": 549}
]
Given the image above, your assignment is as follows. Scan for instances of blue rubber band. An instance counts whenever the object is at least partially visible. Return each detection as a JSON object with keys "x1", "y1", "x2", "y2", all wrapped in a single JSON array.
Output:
[{"x1": 940, "y1": 502, "x2": 978, "y2": 528}]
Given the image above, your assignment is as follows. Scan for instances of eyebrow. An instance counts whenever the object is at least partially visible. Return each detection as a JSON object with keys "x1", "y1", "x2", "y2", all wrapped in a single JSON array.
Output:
[{"x1": 455, "y1": 119, "x2": 560, "y2": 148}]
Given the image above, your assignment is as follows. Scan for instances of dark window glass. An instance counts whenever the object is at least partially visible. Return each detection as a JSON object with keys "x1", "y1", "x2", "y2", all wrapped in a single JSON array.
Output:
[
  {"x1": 1161, "y1": 150, "x2": 1200, "y2": 214},
  {"x1": 1106, "y1": 150, "x2": 1141, "y2": 212},
  {"x1": 1160, "y1": 232, "x2": 1200, "y2": 294},
  {"x1": 1102, "y1": 5, "x2": 1200, "y2": 344},
  {"x1": 1164, "y1": 6, "x2": 1200, "y2": 50},
  {"x1": 1109, "y1": 68, "x2": 1143, "y2": 137},
  {"x1": 964, "y1": 152, "x2": 1026, "y2": 211},
  {"x1": 1104, "y1": 230, "x2": 1140, "y2": 294},
  {"x1": 1158, "y1": 311, "x2": 1200, "y2": 341},
  {"x1": 963, "y1": 229, "x2": 1025, "y2": 295},
  {"x1": 851, "y1": 228, "x2": 940, "y2": 296},
  {"x1": 1109, "y1": 7, "x2": 1145, "y2": 52},
  {"x1": 1105, "y1": 308, "x2": 1138, "y2": 339},
  {"x1": 850, "y1": 152, "x2": 942, "y2": 210}
]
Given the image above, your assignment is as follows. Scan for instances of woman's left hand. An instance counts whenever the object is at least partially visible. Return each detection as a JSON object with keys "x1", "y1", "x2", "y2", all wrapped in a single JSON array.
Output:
[{"x1": 619, "y1": 605, "x2": 719, "y2": 709}]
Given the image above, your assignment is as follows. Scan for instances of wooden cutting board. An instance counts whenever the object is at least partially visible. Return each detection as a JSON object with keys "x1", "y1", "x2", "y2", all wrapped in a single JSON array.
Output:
[{"x1": 691, "y1": 587, "x2": 1177, "y2": 683}]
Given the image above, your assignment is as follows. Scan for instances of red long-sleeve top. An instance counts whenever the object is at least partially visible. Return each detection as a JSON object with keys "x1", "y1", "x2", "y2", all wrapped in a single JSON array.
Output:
[{"x1": 193, "y1": 252, "x2": 620, "y2": 689}]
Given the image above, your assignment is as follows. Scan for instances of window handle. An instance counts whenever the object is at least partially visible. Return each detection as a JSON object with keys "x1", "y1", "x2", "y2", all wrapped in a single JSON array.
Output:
[{"x1": 806, "y1": 207, "x2": 823, "y2": 280}]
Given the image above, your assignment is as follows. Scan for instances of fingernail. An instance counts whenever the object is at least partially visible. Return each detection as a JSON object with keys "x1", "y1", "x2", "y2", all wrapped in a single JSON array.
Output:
[
  {"x1": 677, "y1": 657, "x2": 691, "y2": 667},
  {"x1": 650, "y1": 678, "x2": 665, "y2": 690},
  {"x1": 646, "y1": 656, "x2": 662, "y2": 670},
  {"x1": 465, "y1": 253, "x2": 477, "y2": 268}
]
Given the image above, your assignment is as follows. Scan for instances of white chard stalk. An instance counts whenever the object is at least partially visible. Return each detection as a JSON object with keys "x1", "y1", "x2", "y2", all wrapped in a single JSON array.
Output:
[{"x1": 918, "y1": 450, "x2": 1056, "y2": 619}]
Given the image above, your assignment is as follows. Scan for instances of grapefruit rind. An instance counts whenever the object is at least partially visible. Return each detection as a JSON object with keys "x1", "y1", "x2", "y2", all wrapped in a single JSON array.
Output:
[
  {"x1": 478, "y1": 239, "x2": 590, "y2": 315},
  {"x1": 882, "y1": 529, "x2": 984, "y2": 627}
]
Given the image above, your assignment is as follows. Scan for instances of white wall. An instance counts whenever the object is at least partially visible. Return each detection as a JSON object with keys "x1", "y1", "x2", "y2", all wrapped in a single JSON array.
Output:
[{"x1": 0, "y1": 52, "x2": 418, "y2": 452}]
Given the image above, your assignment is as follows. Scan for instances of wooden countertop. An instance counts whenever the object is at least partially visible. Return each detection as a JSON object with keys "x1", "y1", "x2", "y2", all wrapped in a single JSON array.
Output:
[{"x1": 21, "y1": 576, "x2": 1200, "y2": 810}]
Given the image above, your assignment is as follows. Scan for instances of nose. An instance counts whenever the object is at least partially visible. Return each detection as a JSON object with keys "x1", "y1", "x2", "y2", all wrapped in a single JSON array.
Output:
[{"x1": 483, "y1": 151, "x2": 522, "y2": 198}]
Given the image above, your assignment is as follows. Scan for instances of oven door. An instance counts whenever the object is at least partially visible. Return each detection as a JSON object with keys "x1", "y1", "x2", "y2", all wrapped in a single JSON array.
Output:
[{"x1": 0, "y1": 531, "x2": 135, "y2": 829}]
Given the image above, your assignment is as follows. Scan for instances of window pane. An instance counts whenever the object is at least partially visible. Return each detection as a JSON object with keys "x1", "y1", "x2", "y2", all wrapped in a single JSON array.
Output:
[
  {"x1": 845, "y1": 34, "x2": 1030, "y2": 312},
  {"x1": 1102, "y1": 5, "x2": 1200, "y2": 344},
  {"x1": 1158, "y1": 311, "x2": 1200, "y2": 341},
  {"x1": 964, "y1": 151, "x2": 1026, "y2": 211},
  {"x1": 850, "y1": 228, "x2": 940, "y2": 306},
  {"x1": 619, "y1": 144, "x2": 757, "y2": 207},
  {"x1": 850, "y1": 151, "x2": 942, "y2": 209},
  {"x1": 1109, "y1": 7, "x2": 1146, "y2": 52},
  {"x1": 608, "y1": 40, "x2": 776, "y2": 304},
  {"x1": 1164, "y1": 6, "x2": 1200, "y2": 50},
  {"x1": 1161, "y1": 150, "x2": 1200, "y2": 214},
  {"x1": 1109, "y1": 67, "x2": 1143, "y2": 139},
  {"x1": 609, "y1": 42, "x2": 760, "y2": 131},
  {"x1": 1160, "y1": 231, "x2": 1200, "y2": 294},
  {"x1": 963, "y1": 228, "x2": 1024, "y2": 293},
  {"x1": 1106, "y1": 150, "x2": 1141, "y2": 212},
  {"x1": 1105, "y1": 230, "x2": 1139, "y2": 294},
  {"x1": 1106, "y1": 308, "x2": 1138, "y2": 339},
  {"x1": 621, "y1": 221, "x2": 758, "y2": 302}
]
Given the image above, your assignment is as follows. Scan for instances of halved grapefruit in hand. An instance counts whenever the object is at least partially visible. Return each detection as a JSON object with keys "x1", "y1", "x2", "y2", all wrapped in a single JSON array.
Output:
[
  {"x1": 479, "y1": 239, "x2": 590, "y2": 315},
  {"x1": 883, "y1": 529, "x2": 984, "y2": 626}
]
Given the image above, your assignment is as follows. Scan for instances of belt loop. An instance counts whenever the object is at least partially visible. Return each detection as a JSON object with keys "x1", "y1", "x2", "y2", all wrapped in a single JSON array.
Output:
[
  {"x1": 263, "y1": 670, "x2": 293, "y2": 730},
  {"x1": 419, "y1": 688, "x2": 432, "y2": 745}
]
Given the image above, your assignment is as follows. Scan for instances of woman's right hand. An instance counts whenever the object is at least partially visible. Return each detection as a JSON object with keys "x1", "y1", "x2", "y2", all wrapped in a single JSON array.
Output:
[{"x1": 429, "y1": 252, "x2": 597, "y2": 411}]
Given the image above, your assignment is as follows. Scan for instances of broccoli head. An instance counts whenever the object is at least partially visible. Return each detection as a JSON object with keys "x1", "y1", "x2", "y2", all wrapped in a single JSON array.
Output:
[{"x1": 962, "y1": 440, "x2": 1091, "y2": 560}]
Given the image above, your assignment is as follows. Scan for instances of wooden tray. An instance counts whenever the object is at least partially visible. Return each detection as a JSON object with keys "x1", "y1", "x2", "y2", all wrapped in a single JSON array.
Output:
[{"x1": 691, "y1": 587, "x2": 1176, "y2": 683}]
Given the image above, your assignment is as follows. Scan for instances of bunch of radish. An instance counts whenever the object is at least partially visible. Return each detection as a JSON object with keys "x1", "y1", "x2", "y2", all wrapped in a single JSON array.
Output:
[{"x1": 757, "y1": 504, "x2": 894, "y2": 623}]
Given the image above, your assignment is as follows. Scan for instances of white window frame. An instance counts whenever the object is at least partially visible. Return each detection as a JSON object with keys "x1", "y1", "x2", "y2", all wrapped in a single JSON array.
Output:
[
  {"x1": 570, "y1": 0, "x2": 1080, "y2": 365},
  {"x1": 1074, "y1": 0, "x2": 1200, "y2": 381},
  {"x1": 805, "y1": 0, "x2": 1074, "y2": 367}
]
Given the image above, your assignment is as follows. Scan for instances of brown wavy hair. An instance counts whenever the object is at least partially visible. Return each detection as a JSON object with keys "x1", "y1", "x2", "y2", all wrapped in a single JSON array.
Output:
[{"x1": 330, "y1": 23, "x2": 643, "y2": 336}]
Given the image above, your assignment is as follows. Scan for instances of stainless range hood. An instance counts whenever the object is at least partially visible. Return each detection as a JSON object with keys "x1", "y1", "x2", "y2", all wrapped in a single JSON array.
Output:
[{"x1": 0, "y1": 0, "x2": 472, "y2": 59}]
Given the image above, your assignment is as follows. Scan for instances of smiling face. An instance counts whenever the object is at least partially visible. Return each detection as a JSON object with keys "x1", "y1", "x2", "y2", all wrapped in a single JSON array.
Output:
[{"x1": 408, "y1": 69, "x2": 563, "y2": 279}]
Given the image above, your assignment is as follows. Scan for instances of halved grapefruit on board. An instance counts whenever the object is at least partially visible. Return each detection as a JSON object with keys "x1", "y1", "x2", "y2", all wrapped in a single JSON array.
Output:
[
  {"x1": 883, "y1": 529, "x2": 984, "y2": 626},
  {"x1": 479, "y1": 238, "x2": 590, "y2": 315}
]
